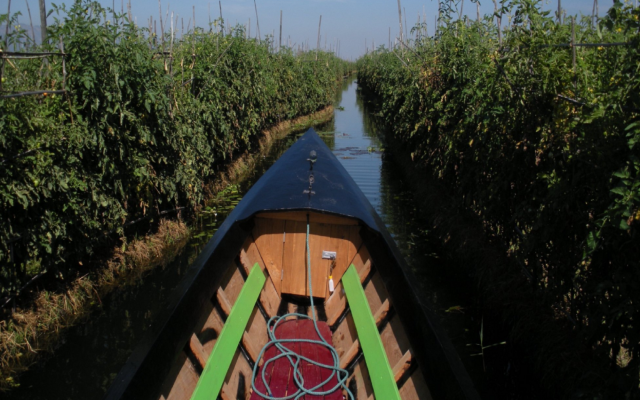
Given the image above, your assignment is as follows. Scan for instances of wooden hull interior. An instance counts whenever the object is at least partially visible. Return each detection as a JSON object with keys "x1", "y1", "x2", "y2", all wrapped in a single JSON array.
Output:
[{"x1": 157, "y1": 211, "x2": 432, "y2": 400}]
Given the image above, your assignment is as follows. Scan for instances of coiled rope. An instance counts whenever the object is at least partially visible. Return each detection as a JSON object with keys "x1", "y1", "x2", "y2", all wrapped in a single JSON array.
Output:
[{"x1": 250, "y1": 216, "x2": 354, "y2": 400}]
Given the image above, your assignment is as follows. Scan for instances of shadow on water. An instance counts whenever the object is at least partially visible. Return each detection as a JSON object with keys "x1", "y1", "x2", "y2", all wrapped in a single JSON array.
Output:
[{"x1": 9, "y1": 77, "x2": 529, "y2": 399}]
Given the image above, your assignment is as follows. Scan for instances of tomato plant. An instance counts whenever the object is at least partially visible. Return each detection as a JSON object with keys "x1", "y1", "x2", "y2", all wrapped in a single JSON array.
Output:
[
  {"x1": 357, "y1": 0, "x2": 639, "y2": 396},
  {"x1": 0, "y1": 1, "x2": 351, "y2": 301}
]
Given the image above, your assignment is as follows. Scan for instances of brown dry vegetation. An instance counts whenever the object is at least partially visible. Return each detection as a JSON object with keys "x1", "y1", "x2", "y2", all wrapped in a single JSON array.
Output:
[
  {"x1": 0, "y1": 104, "x2": 335, "y2": 392},
  {"x1": 0, "y1": 219, "x2": 189, "y2": 391}
]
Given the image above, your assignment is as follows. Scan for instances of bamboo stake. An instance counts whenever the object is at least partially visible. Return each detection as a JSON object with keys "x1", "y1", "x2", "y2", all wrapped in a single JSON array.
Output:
[
  {"x1": 25, "y1": 0, "x2": 36, "y2": 47},
  {"x1": 423, "y1": 6, "x2": 426, "y2": 36},
  {"x1": 571, "y1": 16, "x2": 576, "y2": 92},
  {"x1": 219, "y1": 1, "x2": 223, "y2": 35},
  {"x1": 557, "y1": 0, "x2": 562, "y2": 24},
  {"x1": 477, "y1": 1, "x2": 480, "y2": 22},
  {"x1": 59, "y1": 36, "x2": 65, "y2": 90},
  {"x1": 158, "y1": 0, "x2": 165, "y2": 50},
  {"x1": 39, "y1": 0, "x2": 47, "y2": 44},
  {"x1": 459, "y1": 0, "x2": 464, "y2": 20},
  {"x1": 493, "y1": 0, "x2": 502, "y2": 46},
  {"x1": 2, "y1": 0, "x2": 10, "y2": 91},
  {"x1": 254, "y1": 0, "x2": 261, "y2": 42},
  {"x1": 404, "y1": 7, "x2": 408, "y2": 42},
  {"x1": 592, "y1": 0, "x2": 598, "y2": 26},
  {"x1": 279, "y1": 10, "x2": 282, "y2": 51},
  {"x1": 170, "y1": 12, "x2": 174, "y2": 74},
  {"x1": 316, "y1": 15, "x2": 321, "y2": 61},
  {"x1": 208, "y1": 3, "x2": 211, "y2": 32},
  {"x1": 389, "y1": 26, "x2": 391, "y2": 49},
  {"x1": 397, "y1": 0, "x2": 403, "y2": 44}
]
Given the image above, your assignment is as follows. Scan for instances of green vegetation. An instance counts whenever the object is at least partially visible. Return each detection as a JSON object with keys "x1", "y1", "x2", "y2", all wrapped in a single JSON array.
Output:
[
  {"x1": 357, "y1": 0, "x2": 639, "y2": 396},
  {"x1": 0, "y1": 1, "x2": 351, "y2": 299}
]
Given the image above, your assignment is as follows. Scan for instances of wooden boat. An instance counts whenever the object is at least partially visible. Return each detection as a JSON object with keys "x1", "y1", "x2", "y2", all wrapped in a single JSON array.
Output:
[{"x1": 105, "y1": 129, "x2": 480, "y2": 400}]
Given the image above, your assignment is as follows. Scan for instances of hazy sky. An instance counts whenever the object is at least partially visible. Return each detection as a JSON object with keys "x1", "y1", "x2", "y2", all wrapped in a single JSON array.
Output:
[{"x1": 5, "y1": 0, "x2": 621, "y2": 59}]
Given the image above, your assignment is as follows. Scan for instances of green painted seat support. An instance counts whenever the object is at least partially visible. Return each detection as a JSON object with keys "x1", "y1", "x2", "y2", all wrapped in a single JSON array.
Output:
[
  {"x1": 190, "y1": 263, "x2": 266, "y2": 400},
  {"x1": 342, "y1": 264, "x2": 402, "y2": 400}
]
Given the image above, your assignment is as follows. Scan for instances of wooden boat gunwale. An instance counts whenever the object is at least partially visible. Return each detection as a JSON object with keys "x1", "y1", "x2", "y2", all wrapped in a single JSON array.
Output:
[{"x1": 105, "y1": 129, "x2": 480, "y2": 400}]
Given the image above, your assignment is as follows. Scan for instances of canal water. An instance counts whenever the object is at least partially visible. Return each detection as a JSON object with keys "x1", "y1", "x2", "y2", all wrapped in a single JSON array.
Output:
[{"x1": 8, "y1": 77, "x2": 524, "y2": 399}]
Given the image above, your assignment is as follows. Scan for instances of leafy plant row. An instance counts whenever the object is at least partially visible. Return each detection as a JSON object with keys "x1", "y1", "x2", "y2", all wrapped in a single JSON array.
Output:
[
  {"x1": 357, "y1": 0, "x2": 638, "y2": 396},
  {"x1": 0, "y1": 1, "x2": 351, "y2": 299}
]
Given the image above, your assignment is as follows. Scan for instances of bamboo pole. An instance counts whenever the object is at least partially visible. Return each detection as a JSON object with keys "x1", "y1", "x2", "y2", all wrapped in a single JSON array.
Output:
[
  {"x1": 25, "y1": 0, "x2": 36, "y2": 47},
  {"x1": 477, "y1": 1, "x2": 480, "y2": 22},
  {"x1": 39, "y1": 0, "x2": 47, "y2": 45},
  {"x1": 404, "y1": 7, "x2": 408, "y2": 42},
  {"x1": 459, "y1": 0, "x2": 464, "y2": 20},
  {"x1": 557, "y1": 0, "x2": 562, "y2": 24},
  {"x1": 397, "y1": 0, "x2": 403, "y2": 44},
  {"x1": 279, "y1": 10, "x2": 282, "y2": 51},
  {"x1": 316, "y1": 15, "x2": 321, "y2": 61},
  {"x1": 59, "y1": 36, "x2": 66, "y2": 90},
  {"x1": 423, "y1": 6, "x2": 426, "y2": 36},
  {"x1": 158, "y1": 0, "x2": 165, "y2": 50},
  {"x1": 254, "y1": 0, "x2": 261, "y2": 42},
  {"x1": 572, "y1": 16, "x2": 576, "y2": 92},
  {"x1": 219, "y1": 1, "x2": 223, "y2": 35},
  {"x1": 1, "y1": 0, "x2": 10, "y2": 92},
  {"x1": 170, "y1": 12, "x2": 174, "y2": 74},
  {"x1": 493, "y1": 0, "x2": 502, "y2": 46}
]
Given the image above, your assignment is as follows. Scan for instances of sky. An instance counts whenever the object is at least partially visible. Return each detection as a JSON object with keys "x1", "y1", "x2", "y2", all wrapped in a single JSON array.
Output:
[{"x1": 4, "y1": 0, "x2": 628, "y2": 60}]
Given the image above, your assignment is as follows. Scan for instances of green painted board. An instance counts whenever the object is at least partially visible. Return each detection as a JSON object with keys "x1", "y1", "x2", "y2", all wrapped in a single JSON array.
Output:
[
  {"x1": 342, "y1": 264, "x2": 402, "y2": 400},
  {"x1": 190, "y1": 263, "x2": 266, "y2": 400}
]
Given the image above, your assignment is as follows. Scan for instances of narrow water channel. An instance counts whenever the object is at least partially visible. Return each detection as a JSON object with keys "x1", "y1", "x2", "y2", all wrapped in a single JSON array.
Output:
[{"x1": 8, "y1": 77, "x2": 526, "y2": 399}]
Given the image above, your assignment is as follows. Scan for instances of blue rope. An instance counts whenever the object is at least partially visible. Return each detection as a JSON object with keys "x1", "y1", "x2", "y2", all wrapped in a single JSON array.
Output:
[{"x1": 250, "y1": 218, "x2": 354, "y2": 400}]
